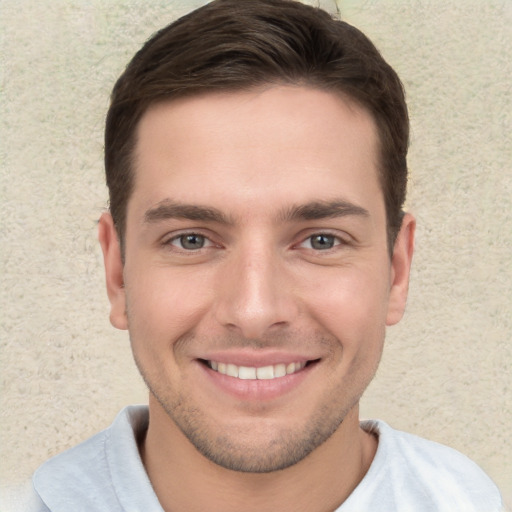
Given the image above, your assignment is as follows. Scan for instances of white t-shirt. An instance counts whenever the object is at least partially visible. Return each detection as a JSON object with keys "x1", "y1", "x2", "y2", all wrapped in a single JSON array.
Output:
[{"x1": 28, "y1": 405, "x2": 503, "y2": 511}]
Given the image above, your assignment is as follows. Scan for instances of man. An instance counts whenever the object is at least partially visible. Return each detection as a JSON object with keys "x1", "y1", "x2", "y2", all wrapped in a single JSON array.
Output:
[{"x1": 30, "y1": 0, "x2": 502, "y2": 510}]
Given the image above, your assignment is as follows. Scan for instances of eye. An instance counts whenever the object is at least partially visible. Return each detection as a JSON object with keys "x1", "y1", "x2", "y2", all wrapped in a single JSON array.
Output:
[
  {"x1": 170, "y1": 233, "x2": 211, "y2": 250},
  {"x1": 301, "y1": 234, "x2": 341, "y2": 250}
]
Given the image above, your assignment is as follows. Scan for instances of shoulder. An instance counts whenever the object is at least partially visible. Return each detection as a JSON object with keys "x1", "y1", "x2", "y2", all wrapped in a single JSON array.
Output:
[
  {"x1": 340, "y1": 420, "x2": 503, "y2": 512},
  {"x1": 375, "y1": 420, "x2": 498, "y2": 487},
  {"x1": 33, "y1": 425, "x2": 110, "y2": 487},
  {"x1": 32, "y1": 405, "x2": 155, "y2": 512}
]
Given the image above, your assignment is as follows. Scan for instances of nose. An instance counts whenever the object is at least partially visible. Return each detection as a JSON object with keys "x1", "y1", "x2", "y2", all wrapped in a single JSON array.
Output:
[{"x1": 213, "y1": 244, "x2": 299, "y2": 339}]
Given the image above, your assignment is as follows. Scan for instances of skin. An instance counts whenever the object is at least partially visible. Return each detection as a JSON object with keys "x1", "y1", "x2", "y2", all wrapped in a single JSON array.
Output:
[{"x1": 99, "y1": 85, "x2": 415, "y2": 512}]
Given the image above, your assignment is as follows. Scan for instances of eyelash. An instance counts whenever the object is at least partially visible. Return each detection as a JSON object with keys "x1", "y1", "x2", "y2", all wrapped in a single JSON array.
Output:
[
  {"x1": 163, "y1": 232, "x2": 216, "y2": 252},
  {"x1": 297, "y1": 233, "x2": 347, "y2": 251},
  {"x1": 162, "y1": 230, "x2": 349, "y2": 254}
]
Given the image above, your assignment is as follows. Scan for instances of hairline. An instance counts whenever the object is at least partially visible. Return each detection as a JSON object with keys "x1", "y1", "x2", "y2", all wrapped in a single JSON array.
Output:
[{"x1": 116, "y1": 81, "x2": 399, "y2": 259}]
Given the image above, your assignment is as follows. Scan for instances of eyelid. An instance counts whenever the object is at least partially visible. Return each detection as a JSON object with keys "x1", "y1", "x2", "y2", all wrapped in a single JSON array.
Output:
[
  {"x1": 161, "y1": 229, "x2": 219, "y2": 250},
  {"x1": 171, "y1": 234, "x2": 214, "y2": 249},
  {"x1": 300, "y1": 235, "x2": 340, "y2": 249},
  {"x1": 294, "y1": 229, "x2": 352, "y2": 251}
]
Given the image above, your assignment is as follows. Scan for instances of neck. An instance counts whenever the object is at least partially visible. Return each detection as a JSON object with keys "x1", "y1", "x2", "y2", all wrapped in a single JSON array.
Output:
[{"x1": 141, "y1": 398, "x2": 377, "y2": 512}]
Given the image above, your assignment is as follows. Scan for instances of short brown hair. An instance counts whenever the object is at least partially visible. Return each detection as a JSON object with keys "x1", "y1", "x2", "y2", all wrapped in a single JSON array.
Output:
[{"x1": 105, "y1": 0, "x2": 409, "y2": 253}]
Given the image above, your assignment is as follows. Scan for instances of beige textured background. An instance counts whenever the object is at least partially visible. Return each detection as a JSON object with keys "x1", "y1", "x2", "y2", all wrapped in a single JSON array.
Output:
[{"x1": 1, "y1": 0, "x2": 511, "y2": 509}]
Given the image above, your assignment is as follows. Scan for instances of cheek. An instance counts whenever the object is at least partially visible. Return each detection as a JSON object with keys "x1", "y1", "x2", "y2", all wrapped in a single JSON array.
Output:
[
  {"x1": 123, "y1": 264, "x2": 214, "y2": 346},
  {"x1": 302, "y1": 265, "x2": 390, "y2": 347}
]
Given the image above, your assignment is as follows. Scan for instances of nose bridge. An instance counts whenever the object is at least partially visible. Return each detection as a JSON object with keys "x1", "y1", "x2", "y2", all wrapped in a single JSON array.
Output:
[{"x1": 214, "y1": 238, "x2": 296, "y2": 338}]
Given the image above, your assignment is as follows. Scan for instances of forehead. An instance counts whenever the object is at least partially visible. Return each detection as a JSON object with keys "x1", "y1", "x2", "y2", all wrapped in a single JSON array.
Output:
[{"x1": 130, "y1": 86, "x2": 382, "y2": 221}]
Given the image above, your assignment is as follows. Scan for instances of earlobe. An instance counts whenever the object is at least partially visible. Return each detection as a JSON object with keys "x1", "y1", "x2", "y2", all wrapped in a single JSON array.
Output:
[
  {"x1": 98, "y1": 212, "x2": 128, "y2": 330},
  {"x1": 386, "y1": 213, "x2": 415, "y2": 326}
]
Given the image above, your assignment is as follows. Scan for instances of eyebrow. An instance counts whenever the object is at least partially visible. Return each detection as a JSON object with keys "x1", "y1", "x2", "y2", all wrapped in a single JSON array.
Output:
[
  {"x1": 144, "y1": 200, "x2": 232, "y2": 225},
  {"x1": 280, "y1": 199, "x2": 370, "y2": 222},
  {"x1": 143, "y1": 198, "x2": 369, "y2": 225}
]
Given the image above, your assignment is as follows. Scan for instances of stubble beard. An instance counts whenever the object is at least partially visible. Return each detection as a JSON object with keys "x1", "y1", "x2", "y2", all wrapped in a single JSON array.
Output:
[
  {"x1": 130, "y1": 328, "x2": 382, "y2": 474},
  {"x1": 151, "y1": 387, "x2": 354, "y2": 473}
]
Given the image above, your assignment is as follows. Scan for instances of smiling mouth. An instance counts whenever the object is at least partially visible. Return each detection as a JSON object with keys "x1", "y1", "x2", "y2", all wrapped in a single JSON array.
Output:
[{"x1": 202, "y1": 360, "x2": 317, "y2": 380}]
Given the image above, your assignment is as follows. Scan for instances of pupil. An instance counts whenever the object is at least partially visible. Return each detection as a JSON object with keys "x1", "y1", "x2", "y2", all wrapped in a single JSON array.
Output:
[
  {"x1": 311, "y1": 234, "x2": 334, "y2": 250},
  {"x1": 181, "y1": 234, "x2": 204, "y2": 249}
]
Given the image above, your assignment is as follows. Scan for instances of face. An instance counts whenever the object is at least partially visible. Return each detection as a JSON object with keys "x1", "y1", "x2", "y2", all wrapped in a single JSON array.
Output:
[{"x1": 99, "y1": 85, "x2": 414, "y2": 473}]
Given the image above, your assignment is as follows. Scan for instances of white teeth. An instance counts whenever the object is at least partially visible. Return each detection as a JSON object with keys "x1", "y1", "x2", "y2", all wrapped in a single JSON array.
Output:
[
  {"x1": 274, "y1": 364, "x2": 286, "y2": 378},
  {"x1": 238, "y1": 366, "x2": 257, "y2": 379},
  {"x1": 226, "y1": 364, "x2": 238, "y2": 378},
  {"x1": 208, "y1": 360, "x2": 307, "y2": 380},
  {"x1": 256, "y1": 365, "x2": 274, "y2": 380}
]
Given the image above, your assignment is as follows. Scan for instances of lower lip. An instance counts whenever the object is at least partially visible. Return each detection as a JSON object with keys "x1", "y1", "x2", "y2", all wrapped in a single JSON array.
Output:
[{"x1": 197, "y1": 361, "x2": 316, "y2": 401}]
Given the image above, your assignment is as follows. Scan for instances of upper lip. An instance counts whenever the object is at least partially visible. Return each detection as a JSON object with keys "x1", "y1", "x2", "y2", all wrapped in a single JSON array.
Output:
[{"x1": 197, "y1": 350, "x2": 320, "y2": 367}]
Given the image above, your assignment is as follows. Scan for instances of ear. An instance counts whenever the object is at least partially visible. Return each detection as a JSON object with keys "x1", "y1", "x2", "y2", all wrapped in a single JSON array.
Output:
[
  {"x1": 98, "y1": 212, "x2": 128, "y2": 330},
  {"x1": 386, "y1": 213, "x2": 415, "y2": 326}
]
